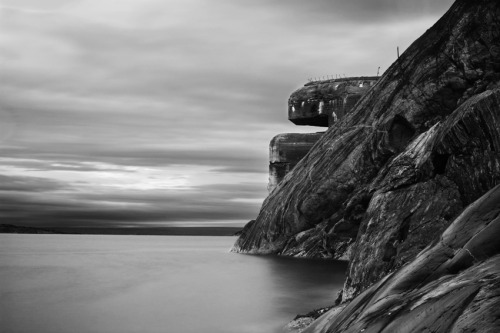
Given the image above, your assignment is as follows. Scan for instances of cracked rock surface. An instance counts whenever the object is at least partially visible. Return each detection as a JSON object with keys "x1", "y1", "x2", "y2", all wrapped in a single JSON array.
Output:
[
  {"x1": 233, "y1": 0, "x2": 500, "y2": 296},
  {"x1": 233, "y1": 0, "x2": 500, "y2": 330},
  {"x1": 302, "y1": 184, "x2": 500, "y2": 333}
]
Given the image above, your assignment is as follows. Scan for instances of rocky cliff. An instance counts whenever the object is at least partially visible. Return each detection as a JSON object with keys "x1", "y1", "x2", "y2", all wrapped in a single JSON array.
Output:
[
  {"x1": 302, "y1": 184, "x2": 500, "y2": 332},
  {"x1": 233, "y1": 0, "x2": 500, "y2": 330}
]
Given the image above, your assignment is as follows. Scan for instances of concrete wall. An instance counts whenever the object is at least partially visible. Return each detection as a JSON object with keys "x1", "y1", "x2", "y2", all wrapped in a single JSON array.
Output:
[
  {"x1": 288, "y1": 77, "x2": 378, "y2": 127},
  {"x1": 268, "y1": 133, "x2": 324, "y2": 192},
  {"x1": 268, "y1": 77, "x2": 379, "y2": 191}
]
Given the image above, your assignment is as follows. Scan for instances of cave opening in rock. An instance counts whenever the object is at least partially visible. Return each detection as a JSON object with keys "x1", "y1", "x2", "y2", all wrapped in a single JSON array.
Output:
[
  {"x1": 388, "y1": 115, "x2": 416, "y2": 152},
  {"x1": 433, "y1": 153, "x2": 450, "y2": 174}
]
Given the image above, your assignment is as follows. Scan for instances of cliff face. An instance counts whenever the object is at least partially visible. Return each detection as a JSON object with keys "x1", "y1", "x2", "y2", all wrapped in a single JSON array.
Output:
[
  {"x1": 302, "y1": 184, "x2": 500, "y2": 333},
  {"x1": 233, "y1": 0, "x2": 500, "y2": 306}
]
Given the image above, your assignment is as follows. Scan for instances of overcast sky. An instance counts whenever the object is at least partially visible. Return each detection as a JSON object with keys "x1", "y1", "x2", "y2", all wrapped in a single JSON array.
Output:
[{"x1": 0, "y1": 0, "x2": 455, "y2": 229}]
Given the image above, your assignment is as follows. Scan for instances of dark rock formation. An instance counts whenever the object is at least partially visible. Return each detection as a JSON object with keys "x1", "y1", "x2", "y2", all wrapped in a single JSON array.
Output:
[
  {"x1": 289, "y1": 77, "x2": 378, "y2": 127},
  {"x1": 233, "y1": 0, "x2": 500, "y2": 312},
  {"x1": 269, "y1": 133, "x2": 324, "y2": 192},
  {"x1": 301, "y1": 184, "x2": 500, "y2": 333},
  {"x1": 344, "y1": 88, "x2": 500, "y2": 300}
]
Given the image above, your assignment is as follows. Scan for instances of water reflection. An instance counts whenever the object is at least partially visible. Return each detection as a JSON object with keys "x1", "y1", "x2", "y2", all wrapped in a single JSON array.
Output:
[
  {"x1": 249, "y1": 254, "x2": 347, "y2": 329},
  {"x1": 1, "y1": 235, "x2": 347, "y2": 333}
]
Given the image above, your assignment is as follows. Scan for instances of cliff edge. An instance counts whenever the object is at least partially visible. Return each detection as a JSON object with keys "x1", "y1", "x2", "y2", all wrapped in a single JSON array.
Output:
[{"x1": 233, "y1": 0, "x2": 500, "y2": 329}]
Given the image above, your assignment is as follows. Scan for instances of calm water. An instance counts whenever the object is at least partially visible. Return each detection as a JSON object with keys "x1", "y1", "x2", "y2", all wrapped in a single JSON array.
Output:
[{"x1": 0, "y1": 234, "x2": 347, "y2": 333}]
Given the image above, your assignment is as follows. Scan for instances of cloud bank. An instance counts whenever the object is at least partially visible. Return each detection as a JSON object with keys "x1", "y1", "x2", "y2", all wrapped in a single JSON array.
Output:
[{"x1": 0, "y1": 0, "x2": 455, "y2": 228}]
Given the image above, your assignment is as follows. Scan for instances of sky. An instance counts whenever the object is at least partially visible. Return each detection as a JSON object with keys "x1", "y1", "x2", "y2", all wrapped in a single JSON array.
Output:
[{"x1": 0, "y1": 0, "x2": 455, "y2": 229}]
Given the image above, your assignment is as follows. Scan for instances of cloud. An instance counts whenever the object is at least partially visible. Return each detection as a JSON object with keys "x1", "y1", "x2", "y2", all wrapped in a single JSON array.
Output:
[
  {"x1": 0, "y1": 174, "x2": 68, "y2": 192},
  {"x1": 1, "y1": 144, "x2": 269, "y2": 174},
  {"x1": 0, "y1": 0, "x2": 455, "y2": 229},
  {"x1": 236, "y1": 0, "x2": 455, "y2": 23},
  {"x1": 0, "y1": 175, "x2": 265, "y2": 227}
]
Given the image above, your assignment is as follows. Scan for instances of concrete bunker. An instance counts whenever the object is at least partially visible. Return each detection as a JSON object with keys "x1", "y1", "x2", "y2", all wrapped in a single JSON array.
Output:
[{"x1": 268, "y1": 76, "x2": 379, "y2": 191}]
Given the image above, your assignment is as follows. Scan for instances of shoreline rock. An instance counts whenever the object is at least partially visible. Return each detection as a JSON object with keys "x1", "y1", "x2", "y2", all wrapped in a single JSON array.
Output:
[
  {"x1": 302, "y1": 184, "x2": 500, "y2": 332},
  {"x1": 233, "y1": 0, "x2": 500, "y2": 331}
]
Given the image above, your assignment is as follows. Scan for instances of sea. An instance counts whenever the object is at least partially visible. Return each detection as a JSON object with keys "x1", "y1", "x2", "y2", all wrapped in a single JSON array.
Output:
[{"x1": 0, "y1": 234, "x2": 347, "y2": 333}]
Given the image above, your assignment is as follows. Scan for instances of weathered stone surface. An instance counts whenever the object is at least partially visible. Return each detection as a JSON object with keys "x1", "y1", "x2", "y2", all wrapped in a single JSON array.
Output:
[
  {"x1": 344, "y1": 89, "x2": 500, "y2": 300},
  {"x1": 233, "y1": 0, "x2": 500, "y2": 291},
  {"x1": 302, "y1": 185, "x2": 500, "y2": 333},
  {"x1": 288, "y1": 77, "x2": 378, "y2": 127},
  {"x1": 269, "y1": 133, "x2": 324, "y2": 192},
  {"x1": 231, "y1": 0, "x2": 500, "y2": 331},
  {"x1": 284, "y1": 317, "x2": 315, "y2": 333},
  {"x1": 279, "y1": 220, "x2": 354, "y2": 260},
  {"x1": 285, "y1": 306, "x2": 344, "y2": 333}
]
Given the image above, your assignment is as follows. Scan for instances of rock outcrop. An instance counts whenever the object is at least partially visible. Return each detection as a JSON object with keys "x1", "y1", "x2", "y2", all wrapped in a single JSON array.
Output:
[
  {"x1": 302, "y1": 184, "x2": 500, "y2": 333},
  {"x1": 233, "y1": 0, "x2": 500, "y2": 327},
  {"x1": 343, "y1": 88, "x2": 500, "y2": 300}
]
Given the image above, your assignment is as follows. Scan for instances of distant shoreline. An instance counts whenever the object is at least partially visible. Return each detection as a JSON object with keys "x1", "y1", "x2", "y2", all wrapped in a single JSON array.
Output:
[{"x1": 0, "y1": 224, "x2": 242, "y2": 236}]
